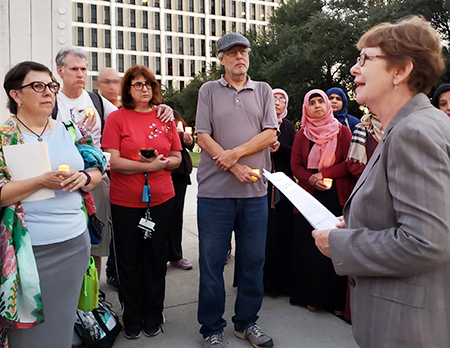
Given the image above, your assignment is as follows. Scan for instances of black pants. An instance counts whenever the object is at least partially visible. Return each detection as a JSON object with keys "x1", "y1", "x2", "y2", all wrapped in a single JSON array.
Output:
[
  {"x1": 167, "y1": 177, "x2": 188, "y2": 262},
  {"x1": 111, "y1": 199, "x2": 174, "y2": 331}
]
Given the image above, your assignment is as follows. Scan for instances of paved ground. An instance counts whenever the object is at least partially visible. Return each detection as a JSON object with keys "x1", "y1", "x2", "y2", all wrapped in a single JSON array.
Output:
[{"x1": 94, "y1": 169, "x2": 358, "y2": 348}]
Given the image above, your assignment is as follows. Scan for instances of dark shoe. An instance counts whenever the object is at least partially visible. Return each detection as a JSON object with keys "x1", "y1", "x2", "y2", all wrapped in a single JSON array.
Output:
[
  {"x1": 106, "y1": 275, "x2": 118, "y2": 291},
  {"x1": 235, "y1": 324, "x2": 273, "y2": 348},
  {"x1": 307, "y1": 305, "x2": 319, "y2": 312},
  {"x1": 143, "y1": 323, "x2": 162, "y2": 337},
  {"x1": 124, "y1": 327, "x2": 141, "y2": 339}
]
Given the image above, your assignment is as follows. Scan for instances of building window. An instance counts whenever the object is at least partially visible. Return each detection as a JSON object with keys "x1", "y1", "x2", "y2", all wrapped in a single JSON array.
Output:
[
  {"x1": 91, "y1": 28, "x2": 97, "y2": 47},
  {"x1": 189, "y1": 16, "x2": 194, "y2": 33},
  {"x1": 167, "y1": 36, "x2": 172, "y2": 53},
  {"x1": 260, "y1": 5, "x2": 265, "y2": 20},
  {"x1": 118, "y1": 54, "x2": 124, "y2": 72},
  {"x1": 155, "y1": 34, "x2": 160, "y2": 52},
  {"x1": 154, "y1": 0, "x2": 160, "y2": 7},
  {"x1": 131, "y1": 55, "x2": 136, "y2": 66},
  {"x1": 231, "y1": 1, "x2": 235, "y2": 17},
  {"x1": 251, "y1": 23, "x2": 255, "y2": 31},
  {"x1": 130, "y1": 9, "x2": 136, "y2": 27},
  {"x1": 222, "y1": 20, "x2": 226, "y2": 33},
  {"x1": 201, "y1": 60, "x2": 206, "y2": 73},
  {"x1": 180, "y1": 81, "x2": 184, "y2": 89},
  {"x1": 105, "y1": 53, "x2": 111, "y2": 67},
  {"x1": 242, "y1": 23, "x2": 246, "y2": 33},
  {"x1": 117, "y1": 0, "x2": 123, "y2": 2},
  {"x1": 232, "y1": 21, "x2": 236, "y2": 30},
  {"x1": 92, "y1": 52, "x2": 98, "y2": 71},
  {"x1": 92, "y1": 76, "x2": 98, "y2": 93},
  {"x1": 77, "y1": 3, "x2": 83, "y2": 22},
  {"x1": 165, "y1": 0, "x2": 171, "y2": 9},
  {"x1": 166, "y1": 14, "x2": 171, "y2": 31},
  {"x1": 221, "y1": 0, "x2": 226, "y2": 15},
  {"x1": 241, "y1": 3, "x2": 246, "y2": 18},
  {"x1": 168, "y1": 80, "x2": 173, "y2": 88},
  {"x1": 130, "y1": 0, "x2": 135, "y2": 4},
  {"x1": 189, "y1": 0, "x2": 193, "y2": 11},
  {"x1": 77, "y1": 27, "x2": 84, "y2": 46},
  {"x1": 118, "y1": 30, "x2": 123, "y2": 49},
  {"x1": 210, "y1": 0, "x2": 215, "y2": 14},
  {"x1": 212, "y1": 61, "x2": 217, "y2": 69},
  {"x1": 167, "y1": 58, "x2": 173, "y2": 76},
  {"x1": 251, "y1": 3, "x2": 255, "y2": 19},
  {"x1": 105, "y1": 29, "x2": 111, "y2": 48},
  {"x1": 130, "y1": 32, "x2": 136, "y2": 50},
  {"x1": 156, "y1": 57, "x2": 161, "y2": 74},
  {"x1": 200, "y1": 0, "x2": 204, "y2": 13},
  {"x1": 177, "y1": 0, "x2": 182, "y2": 10},
  {"x1": 211, "y1": 19, "x2": 215, "y2": 36},
  {"x1": 143, "y1": 11, "x2": 148, "y2": 28},
  {"x1": 178, "y1": 37, "x2": 184, "y2": 54},
  {"x1": 117, "y1": 8, "x2": 123, "y2": 26},
  {"x1": 179, "y1": 59, "x2": 184, "y2": 76},
  {"x1": 178, "y1": 15, "x2": 183, "y2": 32},
  {"x1": 143, "y1": 33, "x2": 149, "y2": 51},
  {"x1": 200, "y1": 18, "x2": 205, "y2": 35},
  {"x1": 91, "y1": 5, "x2": 97, "y2": 23},
  {"x1": 155, "y1": 12, "x2": 160, "y2": 30},
  {"x1": 104, "y1": 6, "x2": 110, "y2": 24},
  {"x1": 143, "y1": 56, "x2": 149, "y2": 67},
  {"x1": 201, "y1": 39, "x2": 205, "y2": 56},
  {"x1": 190, "y1": 38, "x2": 194, "y2": 55},
  {"x1": 190, "y1": 60, "x2": 195, "y2": 76}
]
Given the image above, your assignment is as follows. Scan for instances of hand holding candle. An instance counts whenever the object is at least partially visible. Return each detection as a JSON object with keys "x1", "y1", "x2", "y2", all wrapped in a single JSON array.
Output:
[
  {"x1": 185, "y1": 126, "x2": 193, "y2": 135},
  {"x1": 58, "y1": 164, "x2": 70, "y2": 178},
  {"x1": 323, "y1": 178, "x2": 333, "y2": 189},
  {"x1": 85, "y1": 108, "x2": 94, "y2": 118},
  {"x1": 251, "y1": 168, "x2": 260, "y2": 180}
]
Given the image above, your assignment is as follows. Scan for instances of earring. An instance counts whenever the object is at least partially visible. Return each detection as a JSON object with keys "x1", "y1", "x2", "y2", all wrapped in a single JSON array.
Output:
[
  {"x1": 18, "y1": 103, "x2": 22, "y2": 107},
  {"x1": 394, "y1": 85, "x2": 399, "y2": 91}
]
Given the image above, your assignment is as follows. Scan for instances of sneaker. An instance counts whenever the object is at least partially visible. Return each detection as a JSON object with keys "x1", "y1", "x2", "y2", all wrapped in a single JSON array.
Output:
[
  {"x1": 203, "y1": 333, "x2": 224, "y2": 348},
  {"x1": 170, "y1": 258, "x2": 193, "y2": 270},
  {"x1": 124, "y1": 328, "x2": 141, "y2": 339},
  {"x1": 106, "y1": 275, "x2": 119, "y2": 291},
  {"x1": 143, "y1": 323, "x2": 162, "y2": 337},
  {"x1": 235, "y1": 324, "x2": 273, "y2": 348}
]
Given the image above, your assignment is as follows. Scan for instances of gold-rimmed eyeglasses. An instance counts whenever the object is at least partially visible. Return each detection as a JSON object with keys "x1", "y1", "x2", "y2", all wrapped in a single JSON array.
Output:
[
  {"x1": 357, "y1": 53, "x2": 388, "y2": 67},
  {"x1": 18, "y1": 81, "x2": 60, "y2": 93}
]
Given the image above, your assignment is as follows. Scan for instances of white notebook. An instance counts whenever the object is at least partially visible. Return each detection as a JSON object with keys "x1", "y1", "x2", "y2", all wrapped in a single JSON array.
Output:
[{"x1": 3, "y1": 142, "x2": 55, "y2": 202}]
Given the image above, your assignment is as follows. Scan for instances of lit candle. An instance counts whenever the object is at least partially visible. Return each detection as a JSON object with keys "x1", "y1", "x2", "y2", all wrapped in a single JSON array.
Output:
[
  {"x1": 85, "y1": 108, "x2": 94, "y2": 118},
  {"x1": 251, "y1": 168, "x2": 260, "y2": 180},
  {"x1": 177, "y1": 121, "x2": 184, "y2": 132},
  {"x1": 58, "y1": 164, "x2": 70, "y2": 178},
  {"x1": 323, "y1": 178, "x2": 333, "y2": 189},
  {"x1": 185, "y1": 127, "x2": 193, "y2": 135}
]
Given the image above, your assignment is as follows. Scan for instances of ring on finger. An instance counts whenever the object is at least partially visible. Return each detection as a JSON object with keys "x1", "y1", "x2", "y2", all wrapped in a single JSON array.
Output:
[{"x1": 74, "y1": 180, "x2": 78, "y2": 184}]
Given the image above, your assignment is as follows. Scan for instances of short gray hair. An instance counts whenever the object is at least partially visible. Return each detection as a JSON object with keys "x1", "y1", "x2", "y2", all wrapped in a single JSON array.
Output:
[
  {"x1": 55, "y1": 46, "x2": 88, "y2": 68},
  {"x1": 218, "y1": 51, "x2": 224, "y2": 59}
]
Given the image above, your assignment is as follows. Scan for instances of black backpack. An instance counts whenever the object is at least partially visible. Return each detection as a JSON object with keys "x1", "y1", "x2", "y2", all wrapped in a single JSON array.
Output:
[{"x1": 51, "y1": 91, "x2": 105, "y2": 133}]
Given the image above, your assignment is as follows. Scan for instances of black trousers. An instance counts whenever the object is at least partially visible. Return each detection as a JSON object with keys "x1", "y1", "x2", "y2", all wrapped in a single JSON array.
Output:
[
  {"x1": 111, "y1": 199, "x2": 174, "y2": 330},
  {"x1": 167, "y1": 177, "x2": 188, "y2": 262}
]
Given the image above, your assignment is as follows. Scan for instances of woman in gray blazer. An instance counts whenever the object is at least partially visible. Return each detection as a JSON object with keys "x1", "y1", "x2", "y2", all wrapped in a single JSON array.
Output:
[{"x1": 312, "y1": 16, "x2": 450, "y2": 348}]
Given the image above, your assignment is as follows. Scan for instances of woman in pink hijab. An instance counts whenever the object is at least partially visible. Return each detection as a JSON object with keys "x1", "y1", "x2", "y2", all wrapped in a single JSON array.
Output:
[{"x1": 290, "y1": 89, "x2": 355, "y2": 316}]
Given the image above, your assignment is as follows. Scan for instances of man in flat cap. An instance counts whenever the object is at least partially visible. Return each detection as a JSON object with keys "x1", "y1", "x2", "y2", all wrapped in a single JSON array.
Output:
[{"x1": 195, "y1": 32, "x2": 277, "y2": 348}]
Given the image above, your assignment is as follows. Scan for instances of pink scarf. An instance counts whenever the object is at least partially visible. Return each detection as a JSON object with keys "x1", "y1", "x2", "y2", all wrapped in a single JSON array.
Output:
[{"x1": 301, "y1": 89, "x2": 340, "y2": 171}]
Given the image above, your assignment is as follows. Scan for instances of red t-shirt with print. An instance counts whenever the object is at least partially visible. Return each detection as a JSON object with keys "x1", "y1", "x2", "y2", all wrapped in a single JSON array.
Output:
[{"x1": 102, "y1": 107, "x2": 182, "y2": 207}]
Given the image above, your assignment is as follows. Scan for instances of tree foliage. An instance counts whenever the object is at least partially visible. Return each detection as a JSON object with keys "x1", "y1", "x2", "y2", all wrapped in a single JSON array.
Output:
[{"x1": 164, "y1": 0, "x2": 450, "y2": 124}]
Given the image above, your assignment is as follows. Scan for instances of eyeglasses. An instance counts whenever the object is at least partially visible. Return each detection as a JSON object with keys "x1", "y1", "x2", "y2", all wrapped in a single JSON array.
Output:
[
  {"x1": 18, "y1": 81, "x2": 60, "y2": 93},
  {"x1": 131, "y1": 82, "x2": 152, "y2": 91},
  {"x1": 99, "y1": 80, "x2": 121, "y2": 85},
  {"x1": 274, "y1": 97, "x2": 286, "y2": 104},
  {"x1": 357, "y1": 53, "x2": 388, "y2": 67},
  {"x1": 224, "y1": 48, "x2": 251, "y2": 57}
]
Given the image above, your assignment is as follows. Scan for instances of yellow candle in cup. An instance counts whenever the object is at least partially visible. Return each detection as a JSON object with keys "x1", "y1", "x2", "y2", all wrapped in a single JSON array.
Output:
[
  {"x1": 251, "y1": 168, "x2": 260, "y2": 180},
  {"x1": 323, "y1": 178, "x2": 333, "y2": 189},
  {"x1": 58, "y1": 164, "x2": 70, "y2": 178},
  {"x1": 185, "y1": 126, "x2": 193, "y2": 135},
  {"x1": 177, "y1": 121, "x2": 184, "y2": 132},
  {"x1": 85, "y1": 108, "x2": 94, "y2": 118}
]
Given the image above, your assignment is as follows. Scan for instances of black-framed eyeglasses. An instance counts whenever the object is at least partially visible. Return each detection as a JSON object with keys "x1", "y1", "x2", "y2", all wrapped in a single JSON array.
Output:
[
  {"x1": 224, "y1": 48, "x2": 251, "y2": 57},
  {"x1": 18, "y1": 81, "x2": 60, "y2": 93},
  {"x1": 131, "y1": 82, "x2": 152, "y2": 91},
  {"x1": 357, "y1": 53, "x2": 388, "y2": 67}
]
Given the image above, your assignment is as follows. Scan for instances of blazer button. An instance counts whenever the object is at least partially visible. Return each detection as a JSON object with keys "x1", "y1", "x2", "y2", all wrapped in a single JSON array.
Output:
[{"x1": 350, "y1": 278, "x2": 356, "y2": 287}]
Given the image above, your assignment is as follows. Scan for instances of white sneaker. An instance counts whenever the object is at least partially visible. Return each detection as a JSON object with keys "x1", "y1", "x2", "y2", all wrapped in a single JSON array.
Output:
[
  {"x1": 235, "y1": 324, "x2": 273, "y2": 348},
  {"x1": 203, "y1": 333, "x2": 224, "y2": 348}
]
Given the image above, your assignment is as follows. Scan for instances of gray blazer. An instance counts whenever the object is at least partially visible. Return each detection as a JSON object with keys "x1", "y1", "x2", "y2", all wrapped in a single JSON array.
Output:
[{"x1": 330, "y1": 93, "x2": 450, "y2": 348}]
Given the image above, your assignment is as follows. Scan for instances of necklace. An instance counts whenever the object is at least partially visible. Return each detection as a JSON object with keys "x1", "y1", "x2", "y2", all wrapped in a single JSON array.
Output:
[{"x1": 15, "y1": 116, "x2": 49, "y2": 142}]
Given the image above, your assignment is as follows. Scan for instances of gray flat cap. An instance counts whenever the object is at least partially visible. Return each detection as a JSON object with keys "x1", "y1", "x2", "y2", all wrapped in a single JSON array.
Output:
[{"x1": 216, "y1": 33, "x2": 250, "y2": 53}]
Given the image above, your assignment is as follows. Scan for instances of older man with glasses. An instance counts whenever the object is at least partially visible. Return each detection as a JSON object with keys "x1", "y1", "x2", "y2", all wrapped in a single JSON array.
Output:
[{"x1": 195, "y1": 32, "x2": 278, "y2": 348}]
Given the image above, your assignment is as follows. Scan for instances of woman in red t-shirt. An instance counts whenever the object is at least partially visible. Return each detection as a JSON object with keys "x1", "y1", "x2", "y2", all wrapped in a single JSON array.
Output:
[{"x1": 102, "y1": 65, "x2": 182, "y2": 339}]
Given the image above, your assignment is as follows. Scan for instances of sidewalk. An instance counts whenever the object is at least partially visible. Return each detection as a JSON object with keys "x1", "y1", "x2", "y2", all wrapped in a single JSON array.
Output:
[{"x1": 98, "y1": 169, "x2": 358, "y2": 348}]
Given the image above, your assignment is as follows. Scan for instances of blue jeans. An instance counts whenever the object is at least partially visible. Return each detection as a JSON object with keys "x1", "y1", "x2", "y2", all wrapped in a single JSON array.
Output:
[{"x1": 197, "y1": 196, "x2": 268, "y2": 338}]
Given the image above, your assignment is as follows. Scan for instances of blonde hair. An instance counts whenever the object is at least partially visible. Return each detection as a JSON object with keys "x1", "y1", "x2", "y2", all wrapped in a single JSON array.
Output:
[{"x1": 357, "y1": 16, "x2": 445, "y2": 94}]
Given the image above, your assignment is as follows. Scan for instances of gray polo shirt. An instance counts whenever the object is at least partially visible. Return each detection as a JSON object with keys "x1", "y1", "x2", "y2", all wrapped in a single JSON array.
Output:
[{"x1": 195, "y1": 75, "x2": 277, "y2": 198}]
